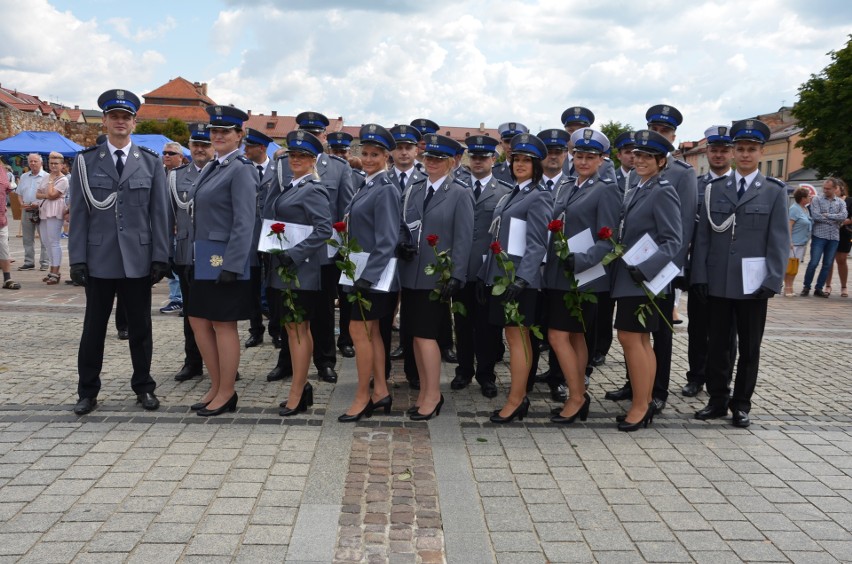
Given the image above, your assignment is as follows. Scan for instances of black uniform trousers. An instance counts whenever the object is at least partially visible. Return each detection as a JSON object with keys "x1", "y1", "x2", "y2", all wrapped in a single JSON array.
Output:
[
  {"x1": 454, "y1": 282, "x2": 502, "y2": 384},
  {"x1": 267, "y1": 288, "x2": 293, "y2": 375},
  {"x1": 114, "y1": 295, "x2": 127, "y2": 332},
  {"x1": 178, "y1": 266, "x2": 202, "y2": 369},
  {"x1": 337, "y1": 283, "x2": 353, "y2": 349},
  {"x1": 593, "y1": 292, "x2": 615, "y2": 359},
  {"x1": 705, "y1": 296, "x2": 768, "y2": 414},
  {"x1": 686, "y1": 292, "x2": 737, "y2": 386},
  {"x1": 78, "y1": 276, "x2": 156, "y2": 399},
  {"x1": 651, "y1": 292, "x2": 675, "y2": 402},
  {"x1": 248, "y1": 263, "x2": 265, "y2": 338},
  {"x1": 312, "y1": 264, "x2": 339, "y2": 370},
  {"x1": 527, "y1": 291, "x2": 564, "y2": 392}
]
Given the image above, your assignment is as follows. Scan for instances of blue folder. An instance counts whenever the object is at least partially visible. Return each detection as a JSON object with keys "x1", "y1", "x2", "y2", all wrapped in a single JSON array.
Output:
[{"x1": 194, "y1": 239, "x2": 250, "y2": 281}]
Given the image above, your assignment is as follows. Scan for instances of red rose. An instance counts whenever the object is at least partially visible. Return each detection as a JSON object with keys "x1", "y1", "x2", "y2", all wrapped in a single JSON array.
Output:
[
  {"x1": 333, "y1": 221, "x2": 347, "y2": 233},
  {"x1": 598, "y1": 226, "x2": 613, "y2": 240},
  {"x1": 271, "y1": 223, "x2": 285, "y2": 234},
  {"x1": 490, "y1": 241, "x2": 502, "y2": 254},
  {"x1": 548, "y1": 219, "x2": 564, "y2": 233},
  {"x1": 426, "y1": 234, "x2": 439, "y2": 247}
]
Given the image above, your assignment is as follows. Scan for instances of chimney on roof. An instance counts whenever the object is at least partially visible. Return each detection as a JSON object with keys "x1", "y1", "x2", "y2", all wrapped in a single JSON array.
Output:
[
  {"x1": 247, "y1": 110, "x2": 252, "y2": 116},
  {"x1": 271, "y1": 110, "x2": 277, "y2": 117},
  {"x1": 479, "y1": 122, "x2": 485, "y2": 132},
  {"x1": 74, "y1": 105, "x2": 79, "y2": 110}
]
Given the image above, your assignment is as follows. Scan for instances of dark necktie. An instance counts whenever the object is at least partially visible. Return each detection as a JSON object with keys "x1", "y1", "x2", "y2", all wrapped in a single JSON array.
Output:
[
  {"x1": 737, "y1": 178, "x2": 746, "y2": 200},
  {"x1": 399, "y1": 171, "x2": 407, "y2": 190},
  {"x1": 283, "y1": 182, "x2": 295, "y2": 195},
  {"x1": 546, "y1": 179, "x2": 554, "y2": 191},
  {"x1": 423, "y1": 185, "x2": 435, "y2": 210},
  {"x1": 474, "y1": 180, "x2": 482, "y2": 200},
  {"x1": 507, "y1": 185, "x2": 520, "y2": 205},
  {"x1": 114, "y1": 149, "x2": 124, "y2": 177},
  {"x1": 568, "y1": 184, "x2": 579, "y2": 200},
  {"x1": 257, "y1": 165, "x2": 264, "y2": 182}
]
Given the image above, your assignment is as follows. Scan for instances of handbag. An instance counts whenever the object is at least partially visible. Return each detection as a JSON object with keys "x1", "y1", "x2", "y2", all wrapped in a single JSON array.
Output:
[{"x1": 786, "y1": 257, "x2": 799, "y2": 276}]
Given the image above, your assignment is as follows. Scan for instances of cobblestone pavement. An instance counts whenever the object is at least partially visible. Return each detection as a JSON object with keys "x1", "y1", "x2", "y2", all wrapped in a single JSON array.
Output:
[{"x1": 1, "y1": 228, "x2": 851, "y2": 562}]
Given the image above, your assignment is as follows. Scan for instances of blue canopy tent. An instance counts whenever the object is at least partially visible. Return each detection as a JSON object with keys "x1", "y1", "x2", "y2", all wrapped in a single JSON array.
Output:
[
  {"x1": 130, "y1": 134, "x2": 190, "y2": 158},
  {"x1": 0, "y1": 131, "x2": 84, "y2": 157},
  {"x1": 267, "y1": 141, "x2": 281, "y2": 159}
]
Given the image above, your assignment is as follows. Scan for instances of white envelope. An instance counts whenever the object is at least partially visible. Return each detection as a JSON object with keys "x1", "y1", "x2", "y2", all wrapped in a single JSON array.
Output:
[
  {"x1": 621, "y1": 232, "x2": 657, "y2": 266},
  {"x1": 566, "y1": 229, "x2": 605, "y2": 287},
  {"x1": 257, "y1": 219, "x2": 313, "y2": 252},
  {"x1": 339, "y1": 252, "x2": 397, "y2": 293},
  {"x1": 507, "y1": 218, "x2": 527, "y2": 256},
  {"x1": 643, "y1": 261, "x2": 679, "y2": 295},
  {"x1": 742, "y1": 257, "x2": 767, "y2": 294}
]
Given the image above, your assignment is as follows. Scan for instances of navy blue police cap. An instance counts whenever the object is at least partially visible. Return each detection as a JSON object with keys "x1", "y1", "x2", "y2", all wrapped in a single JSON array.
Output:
[
  {"x1": 296, "y1": 111, "x2": 330, "y2": 132},
  {"x1": 97, "y1": 89, "x2": 140, "y2": 115},
  {"x1": 537, "y1": 129, "x2": 570, "y2": 150},
  {"x1": 730, "y1": 119, "x2": 770, "y2": 144},
  {"x1": 359, "y1": 124, "x2": 396, "y2": 151},
  {"x1": 613, "y1": 131, "x2": 636, "y2": 150},
  {"x1": 498, "y1": 122, "x2": 529, "y2": 140},
  {"x1": 188, "y1": 122, "x2": 211, "y2": 143},
  {"x1": 390, "y1": 124, "x2": 422, "y2": 145},
  {"x1": 422, "y1": 134, "x2": 461, "y2": 158},
  {"x1": 632, "y1": 130, "x2": 675, "y2": 155},
  {"x1": 704, "y1": 125, "x2": 733, "y2": 146},
  {"x1": 645, "y1": 104, "x2": 683, "y2": 130},
  {"x1": 286, "y1": 130, "x2": 324, "y2": 157},
  {"x1": 561, "y1": 106, "x2": 595, "y2": 127},
  {"x1": 464, "y1": 135, "x2": 500, "y2": 156},
  {"x1": 570, "y1": 128, "x2": 610, "y2": 154},
  {"x1": 510, "y1": 133, "x2": 547, "y2": 160},
  {"x1": 327, "y1": 132, "x2": 353, "y2": 149},
  {"x1": 409, "y1": 118, "x2": 439, "y2": 135},
  {"x1": 206, "y1": 105, "x2": 249, "y2": 129},
  {"x1": 245, "y1": 128, "x2": 274, "y2": 147}
]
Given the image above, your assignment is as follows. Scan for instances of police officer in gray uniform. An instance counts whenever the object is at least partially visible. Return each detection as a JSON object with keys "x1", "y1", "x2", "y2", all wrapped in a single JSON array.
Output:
[
  {"x1": 492, "y1": 122, "x2": 529, "y2": 184},
  {"x1": 560, "y1": 106, "x2": 617, "y2": 181},
  {"x1": 69, "y1": 89, "x2": 169, "y2": 415},
  {"x1": 612, "y1": 131, "x2": 636, "y2": 196},
  {"x1": 409, "y1": 118, "x2": 440, "y2": 173},
  {"x1": 451, "y1": 135, "x2": 512, "y2": 398},
  {"x1": 691, "y1": 119, "x2": 788, "y2": 428},
  {"x1": 171, "y1": 123, "x2": 214, "y2": 382},
  {"x1": 389, "y1": 125, "x2": 427, "y2": 192}
]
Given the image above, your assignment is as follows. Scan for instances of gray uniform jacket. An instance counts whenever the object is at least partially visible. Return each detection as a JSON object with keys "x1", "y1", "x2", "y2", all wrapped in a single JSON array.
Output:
[
  {"x1": 399, "y1": 176, "x2": 474, "y2": 290},
  {"x1": 69, "y1": 143, "x2": 169, "y2": 279},
  {"x1": 190, "y1": 153, "x2": 257, "y2": 275},
  {"x1": 262, "y1": 176, "x2": 331, "y2": 291},
  {"x1": 691, "y1": 173, "x2": 789, "y2": 299},
  {"x1": 660, "y1": 155, "x2": 698, "y2": 270},
  {"x1": 343, "y1": 171, "x2": 400, "y2": 292},
  {"x1": 543, "y1": 173, "x2": 622, "y2": 293},
  {"x1": 169, "y1": 164, "x2": 202, "y2": 266},
  {"x1": 249, "y1": 160, "x2": 277, "y2": 268},
  {"x1": 466, "y1": 176, "x2": 513, "y2": 281},
  {"x1": 610, "y1": 175, "x2": 682, "y2": 299},
  {"x1": 478, "y1": 182, "x2": 554, "y2": 289},
  {"x1": 280, "y1": 153, "x2": 354, "y2": 266},
  {"x1": 389, "y1": 167, "x2": 427, "y2": 193},
  {"x1": 615, "y1": 167, "x2": 632, "y2": 197},
  {"x1": 491, "y1": 161, "x2": 513, "y2": 184}
]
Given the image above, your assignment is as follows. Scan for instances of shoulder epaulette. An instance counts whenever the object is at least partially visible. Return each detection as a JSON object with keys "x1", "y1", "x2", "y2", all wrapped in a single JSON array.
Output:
[
  {"x1": 709, "y1": 175, "x2": 728, "y2": 184},
  {"x1": 408, "y1": 176, "x2": 427, "y2": 185},
  {"x1": 80, "y1": 145, "x2": 98, "y2": 153},
  {"x1": 354, "y1": 169, "x2": 366, "y2": 177},
  {"x1": 495, "y1": 179, "x2": 514, "y2": 190},
  {"x1": 659, "y1": 178, "x2": 672, "y2": 186},
  {"x1": 327, "y1": 154, "x2": 348, "y2": 165},
  {"x1": 173, "y1": 163, "x2": 189, "y2": 171},
  {"x1": 379, "y1": 175, "x2": 392, "y2": 185},
  {"x1": 452, "y1": 177, "x2": 470, "y2": 189},
  {"x1": 766, "y1": 177, "x2": 785, "y2": 188},
  {"x1": 603, "y1": 156, "x2": 612, "y2": 162},
  {"x1": 139, "y1": 146, "x2": 160, "y2": 157},
  {"x1": 598, "y1": 176, "x2": 614, "y2": 184},
  {"x1": 673, "y1": 159, "x2": 692, "y2": 169},
  {"x1": 235, "y1": 155, "x2": 253, "y2": 164}
]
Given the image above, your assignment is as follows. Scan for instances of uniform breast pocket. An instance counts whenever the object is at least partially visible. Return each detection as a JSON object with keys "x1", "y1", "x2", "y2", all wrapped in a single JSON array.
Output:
[
  {"x1": 709, "y1": 201, "x2": 734, "y2": 223},
  {"x1": 743, "y1": 204, "x2": 769, "y2": 229},
  {"x1": 90, "y1": 177, "x2": 113, "y2": 200},
  {"x1": 129, "y1": 179, "x2": 151, "y2": 206}
]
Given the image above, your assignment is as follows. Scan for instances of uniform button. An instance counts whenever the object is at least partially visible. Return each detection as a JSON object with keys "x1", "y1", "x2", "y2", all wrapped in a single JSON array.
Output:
[
  {"x1": 118, "y1": 200, "x2": 123, "y2": 204},
  {"x1": 118, "y1": 213, "x2": 123, "y2": 218},
  {"x1": 118, "y1": 187, "x2": 122, "y2": 191},
  {"x1": 119, "y1": 227, "x2": 124, "y2": 231}
]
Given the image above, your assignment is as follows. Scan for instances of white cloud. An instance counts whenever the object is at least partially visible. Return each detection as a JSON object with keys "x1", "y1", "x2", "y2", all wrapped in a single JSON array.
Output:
[{"x1": 107, "y1": 16, "x2": 177, "y2": 42}]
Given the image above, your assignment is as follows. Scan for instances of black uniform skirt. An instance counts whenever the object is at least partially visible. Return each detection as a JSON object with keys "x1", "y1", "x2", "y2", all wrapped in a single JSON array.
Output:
[
  {"x1": 487, "y1": 287, "x2": 539, "y2": 327},
  {"x1": 401, "y1": 288, "x2": 449, "y2": 339},
  {"x1": 614, "y1": 295, "x2": 660, "y2": 333},
  {"x1": 546, "y1": 289, "x2": 598, "y2": 333},
  {"x1": 272, "y1": 289, "x2": 320, "y2": 323},
  {"x1": 349, "y1": 290, "x2": 396, "y2": 321},
  {"x1": 187, "y1": 279, "x2": 252, "y2": 321}
]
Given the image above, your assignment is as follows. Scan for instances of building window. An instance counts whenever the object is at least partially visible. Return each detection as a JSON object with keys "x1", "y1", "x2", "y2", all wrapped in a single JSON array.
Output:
[
  {"x1": 765, "y1": 161, "x2": 772, "y2": 176},
  {"x1": 777, "y1": 159, "x2": 784, "y2": 178},
  {"x1": 757, "y1": 162, "x2": 762, "y2": 174}
]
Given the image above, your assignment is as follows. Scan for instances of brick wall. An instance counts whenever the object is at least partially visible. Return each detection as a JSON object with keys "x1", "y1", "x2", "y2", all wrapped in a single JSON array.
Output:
[{"x1": 0, "y1": 106, "x2": 103, "y2": 148}]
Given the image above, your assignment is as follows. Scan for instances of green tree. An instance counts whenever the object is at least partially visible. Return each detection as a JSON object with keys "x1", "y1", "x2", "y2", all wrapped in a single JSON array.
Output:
[
  {"x1": 134, "y1": 119, "x2": 163, "y2": 135},
  {"x1": 793, "y1": 35, "x2": 852, "y2": 181},
  {"x1": 133, "y1": 118, "x2": 190, "y2": 146},
  {"x1": 600, "y1": 120, "x2": 633, "y2": 170}
]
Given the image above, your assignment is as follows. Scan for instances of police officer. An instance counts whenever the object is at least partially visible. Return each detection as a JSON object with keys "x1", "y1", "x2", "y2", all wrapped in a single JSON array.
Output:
[
  {"x1": 243, "y1": 128, "x2": 278, "y2": 349},
  {"x1": 612, "y1": 131, "x2": 636, "y2": 196},
  {"x1": 409, "y1": 118, "x2": 440, "y2": 173},
  {"x1": 69, "y1": 89, "x2": 169, "y2": 415},
  {"x1": 451, "y1": 135, "x2": 511, "y2": 398},
  {"x1": 171, "y1": 123, "x2": 215, "y2": 383},
  {"x1": 691, "y1": 119, "x2": 788, "y2": 428},
  {"x1": 560, "y1": 106, "x2": 617, "y2": 180},
  {"x1": 492, "y1": 122, "x2": 529, "y2": 184}
]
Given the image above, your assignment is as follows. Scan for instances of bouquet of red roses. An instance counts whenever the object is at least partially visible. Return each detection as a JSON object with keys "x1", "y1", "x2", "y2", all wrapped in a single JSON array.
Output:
[{"x1": 327, "y1": 221, "x2": 372, "y2": 341}]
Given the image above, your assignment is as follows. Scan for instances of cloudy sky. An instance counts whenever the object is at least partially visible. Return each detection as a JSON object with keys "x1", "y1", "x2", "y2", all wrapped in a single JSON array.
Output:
[{"x1": 2, "y1": 0, "x2": 850, "y2": 142}]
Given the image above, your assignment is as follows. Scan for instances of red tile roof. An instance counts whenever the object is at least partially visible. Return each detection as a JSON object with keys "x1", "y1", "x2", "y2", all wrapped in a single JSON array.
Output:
[
  {"x1": 244, "y1": 113, "x2": 344, "y2": 141},
  {"x1": 136, "y1": 105, "x2": 210, "y2": 123},
  {"x1": 0, "y1": 86, "x2": 55, "y2": 116},
  {"x1": 142, "y1": 77, "x2": 215, "y2": 106}
]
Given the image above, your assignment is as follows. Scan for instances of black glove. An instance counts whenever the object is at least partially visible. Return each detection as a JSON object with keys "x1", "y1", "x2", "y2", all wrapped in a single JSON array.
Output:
[
  {"x1": 562, "y1": 253, "x2": 575, "y2": 274},
  {"x1": 216, "y1": 270, "x2": 237, "y2": 284},
  {"x1": 275, "y1": 251, "x2": 295, "y2": 268},
  {"x1": 627, "y1": 265, "x2": 646, "y2": 285},
  {"x1": 503, "y1": 277, "x2": 529, "y2": 302},
  {"x1": 690, "y1": 283, "x2": 708, "y2": 303},
  {"x1": 395, "y1": 243, "x2": 417, "y2": 261},
  {"x1": 150, "y1": 261, "x2": 169, "y2": 285},
  {"x1": 440, "y1": 277, "x2": 462, "y2": 301},
  {"x1": 353, "y1": 277, "x2": 372, "y2": 292},
  {"x1": 752, "y1": 285, "x2": 776, "y2": 299},
  {"x1": 672, "y1": 276, "x2": 688, "y2": 291},
  {"x1": 475, "y1": 279, "x2": 488, "y2": 305},
  {"x1": 167, "y1": 258, "x2": 177, "y2": 280},
  {"x1": 70, "y1": 263, "x2": 89, "y2": 287}
]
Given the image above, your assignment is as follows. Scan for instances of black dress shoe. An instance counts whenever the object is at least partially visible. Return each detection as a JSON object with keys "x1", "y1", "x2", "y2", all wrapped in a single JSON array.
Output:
[
  {"x1": 551, "y1": 393, "x2": 591, "y2": 424},
  {"x1": 280, "y1": 383, "x2": 313, "y2": 416},
  {"x1": 535, "y1": 369, "x2": 551, "y2": 383},
  {"x1": 390, "y1": 346, "x2": 404, "y2": 360},
  {"x1": 441, "y1": 348, "x2": 458, "y2": 363},
  {"x1": 174, "y1": 365, "x2": 203, "y2": 382},
  {"x1": 366, "y1": 395, "x2": 393, "y2": 416},
  {"x1": 245, "y1": 334, "x2": 263, "y2": 348},
  {"x1": 190, "y1": 401, "x2": 210, "y2": 411},
  {"x1": 549, "y1": 383, "x2": 568, "y2": 403},
  {"x1": 731, "y1": 410, "x2": 751, "y2": 428},
  {"x1": 450, "y1": 374, "x2": 472, "y2": 390},
  {"x1": 74, "y1": 397, "x2": 97, "y2": 415},
  {"x1": 490, "y1": 397, "x2": 530, "y2": 424},
  {"x1": 480, "y1": 381, "x2": 498, "y2": 398},
  {"x1": 651, "y1": 398, "x2": 666, "y2": 414},
  {"x1": 410, "y1": 395, "x2": 444, "y2": 421},
  {"x1": 318, "y1": 366, "x2": 338, "y2": 383},
  {"x1": 338, "y1": 401, "x2": 372, "y2": 422},
  {"x1": 604, "y1": 382, "x2": 632, "y2": 402},
  {"x1": 681, "y1": 381, "x2": 703, "y2": 397},
  {"x1": 591, "y1": 353, "x2": 606, "y2": 367},
  {"x1": 617, "y1": 402, "x2": 654, "y2": 432},
  {"x1": 136, "y1": 392, "x2": 160, "y2": 411},
  {"x1": 339, "y1": 345, "x2": 355, "y2": 358},
  {"x1": 267, "y1": 366, "x2": 292, "y2": 382},
  {"x1": 198, "y1": 393, "x2": 238, "y2": 417},
  {"x1": 272, "y1": 335, "x2": 283, "y2": 349},
  {"x1": 117, "y1": 329, "x2": 129, "y2": 340},
  {"x1": 695, "y1": 403, "x2": 728, "y2": 420}
]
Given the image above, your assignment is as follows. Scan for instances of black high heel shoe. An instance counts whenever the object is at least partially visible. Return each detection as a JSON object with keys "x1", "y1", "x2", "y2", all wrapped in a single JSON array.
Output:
[
  {"x1": 490, "y1": 396, "x2": 530, "y2": 424},
  {"x1": 406, "y1": 405, "x2": 420, "y2": 416},
  {"x1": 280, "y1": 383, "x2": 313, "y2": 417},
  {"x1": 617, "y1": 402, "x2": 654, "y2": 432},
  {"x1": 338, "y1": 401, "x2": 373, "y2": 423},
  {"x1": 197, "y1": 393, "x2": 238, "y2": 417},
  {"x1": 410, "y1": 395, "x2": 444, "y2": 421},
  {"x1": 366, "y1": 395, "x2": 393, "y2": 416},
  {"x1": 550, "y1": 393, "x2": 590, "y2": 424},
  {"x1": 190, "y1": 400, "x2": 210, "y2": 411}
]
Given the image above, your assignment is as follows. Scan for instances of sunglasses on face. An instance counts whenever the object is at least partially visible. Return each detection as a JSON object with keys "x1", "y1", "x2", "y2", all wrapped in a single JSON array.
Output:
[{"x1": 162, "y1": 151, "x2": 180, "y2": 157}]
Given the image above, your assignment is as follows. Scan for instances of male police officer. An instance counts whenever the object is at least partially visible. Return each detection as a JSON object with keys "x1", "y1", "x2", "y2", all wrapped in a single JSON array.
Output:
[
  {"x1": 492, "y1": 122, "x2": 529, "y2": 184},
  {"x1": 561, "y1": 106, "x2": 617, "y2": 181},
  {"x1": 691, "y1": 119, "x2": 788, "y2": 427},
  {"x1": 69, "y1": 89, "x2": 169, "y2": 415},
  {"x1": 410, "y1": 118, "x2": 439, "y2": 173}
]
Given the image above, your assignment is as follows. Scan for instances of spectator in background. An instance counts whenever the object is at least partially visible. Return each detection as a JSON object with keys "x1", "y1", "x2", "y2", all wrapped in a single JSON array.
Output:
[
  {"x1": 785, "y1": 187, "x2": 813, "y2": 296},
  {"x1": 35, "y1": 152, "x2": 68, "y2": 284},
  {"x1": 801, "y1": 177, "x2": 847, "y2": 297},
  {"x1": 824, "y1": 179, "x2": 851, "y2": 297},
  {"x1": 0, "y1": 170, "x2": 20, "y2": 289},
  {"x1": 15, "y1": 153, "x2": 49, "y2": 271},
  {"x1": 160, "y1": 141, "x2": 184, "y2": 315}
]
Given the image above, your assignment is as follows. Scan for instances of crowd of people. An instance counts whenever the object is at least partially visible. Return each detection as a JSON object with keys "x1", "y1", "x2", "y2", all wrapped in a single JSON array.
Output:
[{"x1": 3, "y1": 88, "x2": 839, "y2": 432}]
